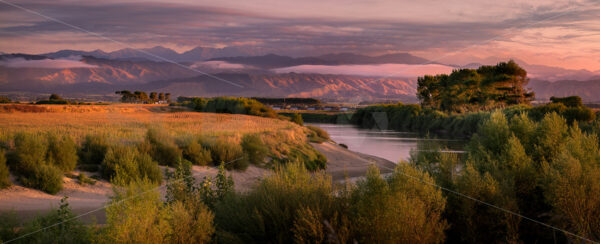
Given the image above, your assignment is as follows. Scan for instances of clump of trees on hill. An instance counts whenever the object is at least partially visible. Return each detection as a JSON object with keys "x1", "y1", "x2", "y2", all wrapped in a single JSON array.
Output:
[
  {"x1": 417, "y1": 60, "x2": 534, "y2": 112},
  {"x1": 116, "y1": 90, "x2": 171, "y2": 104},
  {"x1": 36, "y1": 94, "x2": 69, "y2": 104}
]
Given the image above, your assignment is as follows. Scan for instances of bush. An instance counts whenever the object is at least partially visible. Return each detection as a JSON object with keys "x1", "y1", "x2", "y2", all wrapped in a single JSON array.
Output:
[
  {"x1": 208, "y1": 138, "x2": 246, "y2": 170},
  {"x1": 183, "y1": 96, "x2": 277, "y2": 118},
  {"x1": 181, "y1": 139, "x2": 212, "y2": 166},
  {"x1": 101, "y1": 145, "x2": 162, "y2": 185},
  {"x1": 10, "y1": 133, "x2": 47, "y2": 175},
  {"x1": 46, "y1": 134, "x2": 78, "y2": 172},
  {"x1": 291, "y1": 113, "x2": 304, "y2": 125},
  {"x1": 214, "y1": 162, "x2": 336, "y2": 243},
  {"x1": 0, "y1": 150, "x2": 11, "y2": 189},
  {"x1": 306, "y1": 125, "x2": 330, "y2": 143},
  {"x1": 103, "y1": 179, "x2": 215, "y2": 243},
  {"x1": 102, "y1": 179, "x2": 172, "y2": 243},
  {"x1": 10, "y1": 133, "x2": 64, "y2": 194},
  {"x1": 241, "y1": 134, "x2": 268, "y2": 166},
  {"x1": 349, "y1": 165, "x2": 448, "y2": 243},
  {"x1": 79, "y1": 135, "x2": 109, "y2": 165},
  {"x1": 143, "y1": 128, "x2": 182, "y2": 166},
  {"x1": 20, "y1": 164, "x2": 63, "y2": 194}
]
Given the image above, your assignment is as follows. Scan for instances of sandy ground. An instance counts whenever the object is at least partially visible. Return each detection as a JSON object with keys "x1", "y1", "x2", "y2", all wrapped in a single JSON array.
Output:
[
  {"x1": 313, "y1": 142, "x2": 397, "y2": 181},
  {"x1": 0, "y1": 142, "x2": 394, "y2": 223}
]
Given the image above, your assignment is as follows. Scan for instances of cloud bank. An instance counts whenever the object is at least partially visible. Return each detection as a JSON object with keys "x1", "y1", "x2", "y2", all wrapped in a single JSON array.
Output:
[{"x1": 273, "y1": 64, "x2": 454, "y2": 78}]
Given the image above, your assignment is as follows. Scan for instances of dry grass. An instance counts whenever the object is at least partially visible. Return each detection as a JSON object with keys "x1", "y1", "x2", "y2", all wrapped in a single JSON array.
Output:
[{"x1": 0, "y1": 104, "x2": 305, "y2": 144}]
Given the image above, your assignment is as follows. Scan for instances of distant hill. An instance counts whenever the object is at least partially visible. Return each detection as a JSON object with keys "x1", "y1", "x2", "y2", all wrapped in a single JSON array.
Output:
[{"x1": 43, "y1": 46, "x2": 260, "y2": 62}]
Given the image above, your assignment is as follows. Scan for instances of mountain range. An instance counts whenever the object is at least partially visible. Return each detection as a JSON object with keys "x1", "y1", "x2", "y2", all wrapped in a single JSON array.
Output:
[{"x1": 2, "y1": 46, "x2": 600, "y2": 102}]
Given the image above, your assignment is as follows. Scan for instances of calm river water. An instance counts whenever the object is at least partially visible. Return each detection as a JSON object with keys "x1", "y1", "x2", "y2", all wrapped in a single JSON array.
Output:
[{"x1": 308, "y1": 123, "x2": 464, "y2": 163}]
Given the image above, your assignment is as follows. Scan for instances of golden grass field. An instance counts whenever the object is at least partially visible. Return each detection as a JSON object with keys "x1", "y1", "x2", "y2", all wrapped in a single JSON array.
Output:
[{"x1": 0, "y1": 104, "x2": 305, "y2": 145}]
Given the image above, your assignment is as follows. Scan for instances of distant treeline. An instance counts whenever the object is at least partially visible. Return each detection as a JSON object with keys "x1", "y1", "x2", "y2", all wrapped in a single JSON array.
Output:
[
  {"x1": 250, "y1": 97, "x2": 321, "y2": 105},
  {"x1": 116, "y1": 90, "x2": 171, "y2": 103},
  {"x1": 279, "y1": 112, "x2": 353, "y2": 124},
  {"x1": 351, "y1": 96, "x2": 596, "y2": 138},
  {"x1": 176, "y1": 96, "x2": 277, "y2": 118}
]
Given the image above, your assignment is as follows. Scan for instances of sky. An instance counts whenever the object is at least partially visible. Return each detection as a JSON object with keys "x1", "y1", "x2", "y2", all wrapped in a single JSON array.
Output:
[{"x1": 0, "y1": 0, "x2": 599, "y2": 70}]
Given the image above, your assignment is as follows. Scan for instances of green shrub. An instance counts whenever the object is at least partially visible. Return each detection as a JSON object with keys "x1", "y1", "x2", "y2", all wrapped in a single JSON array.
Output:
[
  {"x1": 208, "y1": 139, "x2": 246, "y2": 170},
  {"x1": 79, "y1": 135, "x2": 109, "y2": 165},
  {"x1": 20, "y1": 164, "x2": 63, "y2": 194},
  {"x1": 241, "y1": 134, "x2": 268, "y2": 166},
  {"x1": 349, "y1": 165, "x2": 448, "y2": 243},
  {"x1": 183, "y1": 96, "x2": 277, "y2": 118},
  {"x1": 77, "y1": 173, "x2": 96, "y2": 185},
  {"x1": 306, "y1": 125, "x2": 330, "y2": 140},
  {"x1": 102, "y1": 179, "x2": 172, "y2": 243},
  {"x1": 10, "y1": 133, "x2": 64, "y2": 194},
  {"x1": 101, "y1": 145, "x2": 162, "y2": 185},
  {"x1": 169, "y1": 200, "x2": 215, "y2": 244},
  {"x1": 214, "y1": 162, "x2": 336, "y2": 243},
  {"x1": 11, "y1": 132, "x2": 47, "y2": 175},
  {"x1": 291, "y1": 113, "x2": 304, "y2": 125},
  {"x1": 144, "y1": 128, "x2": 182, "y2": 166},
  {"x1": 46, "y1": 134, "x2": 78, "y2": 172},
  {"x1": 181, "y1": 139, "x2": 212, "y2": 166},
  {"x1": 0, "y1": 150, "x2": 11, "y2": 189}
]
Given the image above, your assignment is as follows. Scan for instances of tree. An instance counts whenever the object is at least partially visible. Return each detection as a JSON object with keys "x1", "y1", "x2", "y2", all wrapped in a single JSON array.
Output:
[
  {"x1": 149, "y1": 92, "x2": 158, "y2": 102},
  {"x1": 158, "y1": 93, "x2": 165, "y2": 101},
  {"x1": 417, "y1": 60, "x2": 534, "y2": 112}
]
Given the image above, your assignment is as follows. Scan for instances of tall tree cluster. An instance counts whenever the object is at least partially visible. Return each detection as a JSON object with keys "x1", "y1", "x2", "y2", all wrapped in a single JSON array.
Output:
[
  {"x1": 417, "y1": 60, "x2": 534, "y2": 112},
  {"x1": 116, "y1": 90, "x2": 171, "y2": 103}
]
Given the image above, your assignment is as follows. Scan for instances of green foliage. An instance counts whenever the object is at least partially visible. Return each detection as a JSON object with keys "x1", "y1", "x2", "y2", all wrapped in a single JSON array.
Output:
[
  {"x1": 77, "y1": 172, "x2": 96, "y2": 185},
  {"x1": 182, "y1": 96, "x2": 277, "y2": 118},
  {"x1": 79, "y1": 134, "x2": 110, "y2": 165},
  {"x1": 214, "y1": 162, "x2": 336, "y2": 243},
  {"x1": 241, "y1": 134, "x2": 268, "y2": 166},
  {"x1": 10, "y1": 133, "x2": 64, "y2": 194},
  {"x1": 417, "y1": 60, "x2": 534, "y2": 112},
  {"x1": 180, "y1": 138, "x2": 212, "y2": 166},
  {"x1": 291, "y1": 113, "x2": 304, "y2": 125},
  {"x1": 168, "y1": 200, "x2": 215, "y2": 244},
  {"x1": 207, "y1": 139, "x2": 246, "y2": 170},
  {"x1": 46, "y1": 133, "x2": 78, "y2": 172},
  {"x1": 36, "y1": 94, "x2": 69, "y2": 104},
  {"x1": 142, "y1": 128, "x2": 182, "y2": 166},
  {"x1": 413, "y1": 111, "x2": 600, "y2": 243},
  {"x1": 102, "y1": 179, "x2": 172, "y2": 243},
  {"x1": 281, "y1": 112, "x2": 354, "y2": 124},
  {"x1": 0, "y1": 150, "x2": 10, "y2": 189},
  {"x1": 350, "y1": 165, "x2": 448, "y2": 243},
  {"x1": 550, "y1": 96, "x2": 583, "y2": 107},
  {"x1": 306, "y1": 125, "x2": 330, "y2": 143},
  {"x1": 101, "y1": 145, "x2": 162, "y2": 185}
]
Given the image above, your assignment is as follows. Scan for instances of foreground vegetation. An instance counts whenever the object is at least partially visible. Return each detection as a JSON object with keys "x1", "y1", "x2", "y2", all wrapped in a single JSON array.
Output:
[
  {"x1": 1, "y1": 161, "x2": 449, "y2": 243},
  {"x1": 413, "y1": 111, "x2": 600, "y2": 242}
]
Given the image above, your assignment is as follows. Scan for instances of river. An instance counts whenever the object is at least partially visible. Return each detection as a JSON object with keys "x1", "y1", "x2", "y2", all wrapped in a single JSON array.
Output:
[{"x1": 308, "y1": 123, "x2": 465, "y2": 163}]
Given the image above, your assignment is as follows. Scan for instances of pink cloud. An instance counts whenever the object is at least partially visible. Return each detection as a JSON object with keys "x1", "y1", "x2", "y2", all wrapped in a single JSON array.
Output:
[{"x1": 273, "y1": 64, "x2": 454, "y2": 77}]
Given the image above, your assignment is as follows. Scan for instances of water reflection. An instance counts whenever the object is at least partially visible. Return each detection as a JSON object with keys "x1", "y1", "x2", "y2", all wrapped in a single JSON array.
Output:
[{"x1": 308, "y1": 123, "x2": 464, "y2": 163}]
